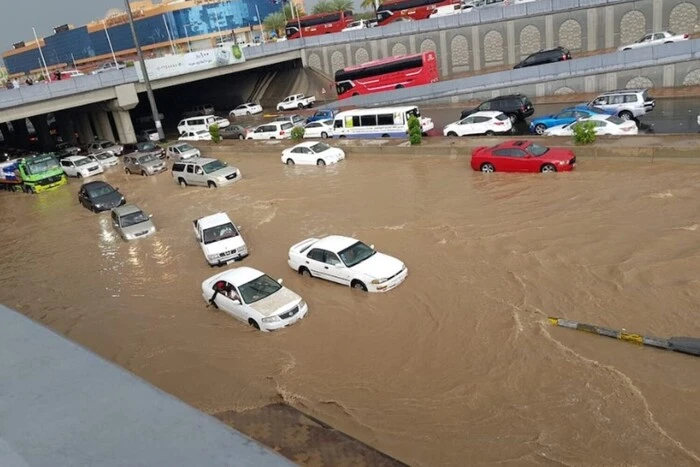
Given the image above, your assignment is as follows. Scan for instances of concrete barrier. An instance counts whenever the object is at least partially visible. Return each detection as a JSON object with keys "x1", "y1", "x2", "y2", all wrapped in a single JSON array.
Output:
[{"x1": 189, "y1": 134, "x2": 700, "y2": 163}]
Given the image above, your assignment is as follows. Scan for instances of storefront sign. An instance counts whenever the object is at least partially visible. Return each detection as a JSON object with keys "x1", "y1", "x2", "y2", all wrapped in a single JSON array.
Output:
[{"x1": 135, "y1": 44, "x2": 245, "y2": 82}]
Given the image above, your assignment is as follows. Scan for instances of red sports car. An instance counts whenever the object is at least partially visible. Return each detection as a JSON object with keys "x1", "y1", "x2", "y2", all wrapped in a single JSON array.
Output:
[{"x1": 471, "y1": 140, "x2": 576, "y2": 173}]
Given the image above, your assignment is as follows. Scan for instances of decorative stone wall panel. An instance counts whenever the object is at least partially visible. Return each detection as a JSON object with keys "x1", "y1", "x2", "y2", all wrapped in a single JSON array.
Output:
[
  {"x1": 669, "y1": 3, "x2": 698, "y2": 34},
  {"x1": 519, "y1": 25, "x2": 542, "y2": 57},
  {"x1": 620, "y1": 10, "x2": 647, "y2": 45},
  {"x1": 483, "y1": 30, "x2": 504, "y2": 63},
  {"x1": 558, "y1": 20, "x2": 583, "y2": 51}
]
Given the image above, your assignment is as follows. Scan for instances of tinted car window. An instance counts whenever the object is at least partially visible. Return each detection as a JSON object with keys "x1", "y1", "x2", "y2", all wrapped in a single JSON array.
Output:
[{"x1": 172, "y1": 163, "x2": 185, "y2": 172}]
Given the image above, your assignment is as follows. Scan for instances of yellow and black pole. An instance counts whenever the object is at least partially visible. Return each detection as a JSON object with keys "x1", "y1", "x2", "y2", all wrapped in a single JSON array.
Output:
[{"x1": 548, "y1": 317, "x2": 700, "y2": 358}]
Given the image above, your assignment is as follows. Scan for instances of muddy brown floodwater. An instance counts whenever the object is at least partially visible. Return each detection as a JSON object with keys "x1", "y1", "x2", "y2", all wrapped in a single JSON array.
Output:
[{"x1": 1, "y1": 152, "x2": 700, "y2": 466}]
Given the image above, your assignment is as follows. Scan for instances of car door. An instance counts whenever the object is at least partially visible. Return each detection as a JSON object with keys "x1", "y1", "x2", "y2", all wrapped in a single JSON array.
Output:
[
  {"x1": 210, "y1": 282, "x2": 248, "y2": 324},
  {"x1": 554, "y1": 110, "x2": 575, "y2": 126},
  {"x1": 322, "y1": 250, "x2": 351, "y2": 285},
  {"x1": 77, "y1": 186, "x2": 88, "y2": 207},
  {"x1": 305, "y1": 122, "x2": 320, "y2": 138},
  {"x1": 61, "y1": 160, "x2": 75, "y2": 177},
  {"x1": 473, "y1": 116, "x2": 493, "y2": 134},
  {"x1": 459, "y1": 116, "x2": 476, "y2": 135},
  {"x1": 191, "y1": 164, "x2": 206, "y2": 186},
  {"x1": 305, "y1": 248, "x2": 332, "y2": 280},
  {"x1": 493, "y1": 149, "x2": 530, "y2": 171},
  {"x1": 651, "y1": 32, "x2": 666, "y2": 45}
]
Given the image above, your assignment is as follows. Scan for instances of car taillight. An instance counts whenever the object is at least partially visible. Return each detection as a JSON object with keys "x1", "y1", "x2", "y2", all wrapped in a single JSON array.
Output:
[
  {"x1": 562, "y1": 54, "x2": 568, "y2": 60},
  {"x1": 280, "y1": 131, "x2": 285, "y2": 135},
  {"x1": 683, "y1": 34, "x2": 689, "y2": 39},
  {"x1": 494, "y1": 121, "x2": 504, "y2": 126}
]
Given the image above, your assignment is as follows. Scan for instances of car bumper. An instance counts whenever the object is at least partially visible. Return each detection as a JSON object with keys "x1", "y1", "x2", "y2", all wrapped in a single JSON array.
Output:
[
  {"x1": 368, "y1": 267, "x2": 408, "y2": 292},
  {"x1": 208, "y1": 252, "x2": 249, "y2": 267},
  {"x1": 34, "y1": 176, "x2": 67, "y2": 193},
  {"x1": 217, "y1": 173, "x2": 242, "y2": 186},
  {"x1": 147, "y1": 166, "x2": 168, "y2": 175},
  {"x1": 262, "y1": 303, "x2": 309, "y2": 332}
]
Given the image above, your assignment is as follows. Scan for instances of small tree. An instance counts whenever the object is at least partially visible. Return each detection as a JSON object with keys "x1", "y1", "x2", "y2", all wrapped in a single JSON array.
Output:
[
  {"x1": 572, "y1": 120, "x2": 596, "y2": 145},
  {"x1": 209, "y1": 124, "x2": 222, "y2": 143},
  {"x1": 407, "y1": 115, "x2": 422, "y2": 145},
  {"x1": 291, "y1": 126, "x2": 305, "y2": 141}
]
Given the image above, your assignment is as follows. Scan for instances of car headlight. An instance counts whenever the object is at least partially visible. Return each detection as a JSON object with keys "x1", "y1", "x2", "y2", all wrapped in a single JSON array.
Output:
[
  {"x1": 207, "y1": 254, "x2": 219, "y2": 261},
  {"x1": 371, "y1": 278, "x2": 388, "y2": 285},
  {"x1": 557, "y1": 160, "x2": 567, "y2": 165},
  {"x1": 298, "y1": 300, "x2": 306, "y2": 310},
  {"x1": 94, "y1": 204, "x2": 103, "y2": 209},
  {"x1": 262, "y1": 315, "x2": 281, "y2": 323}
]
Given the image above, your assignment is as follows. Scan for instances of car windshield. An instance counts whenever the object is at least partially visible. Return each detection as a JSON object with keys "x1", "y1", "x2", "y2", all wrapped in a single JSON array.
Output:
[
  {"x1": 95, "y1": 153, "x2": 112, "y2": 160},
  {"x1": 138, "y1": 143, "x2": 156, "y2": 151},
  {"x1": 526, "y1": 143, "x2": 549, "y2": 156},
  {"x1": 138, "y1": 154, "x2": 158, "y2": 164},
  {"x1": 203, "y1": 160, "x2": 227, "y2": 174},
  {"x1": 606, "y1": 116, "x2": 625, "y2": 125},
  {"x1": 177, "y1": 144, "x2": 194, "y2": 152},
  {"x1": 99, "y1": 142, "x2": 113, "y2": 148},
  {"x1": 338, "y1": 241, "x2": 376, "y2": 268},
  {"x1": 25, "y1": 157, "x2": 59, "y2": 176},
  {"x1": 87, "y1": 184, "x2": 114, "y2": 198},
  {"x1": 310, "y1": 142, "x2": 330, "y2": 153},
  {"x1": 120, "y1": 210, "x2": 149, "y2": 227},
  {"x1": 75, "y1": 157, "x2": 91, "y2": 167},
  {"x1": 238, "y1": 274, "x2": 282, "y2": 305},
  {"x1": 202, "y1": 222, "x2": 239, "y2": 244}
]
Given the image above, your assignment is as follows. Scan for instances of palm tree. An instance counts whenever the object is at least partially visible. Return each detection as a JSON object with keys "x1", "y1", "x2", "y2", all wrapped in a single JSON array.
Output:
[
  {"x1": 361, "y1": 0, "x2": 382, "y2": 11},
  {"x1": 330, "y1": 0, "x2": 354, "y2": 11},
  {"x1": 312, "y1": 0, "x2": 353, "y2": 14},
  {"x1": 263, "y1": 11, "x2": 286, "y2": 38}
]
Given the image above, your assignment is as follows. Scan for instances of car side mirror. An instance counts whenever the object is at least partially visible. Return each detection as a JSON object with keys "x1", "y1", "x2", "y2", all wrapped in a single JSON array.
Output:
[
  {"x1": 370, "y1": 244, "x2": 375, "y2": 249},
  {"x1": 277, "y1": 278, "x2": 284, "y2": 285},
  {"x1": 149, "y1": 214, "x2": 153, "y2": 219}
]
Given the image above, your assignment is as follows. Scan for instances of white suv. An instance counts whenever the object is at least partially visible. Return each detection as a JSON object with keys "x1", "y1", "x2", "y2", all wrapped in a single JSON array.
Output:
[
  {"x1": 588, "y1": 89, "x2": 655, "y2": 120},
  {"x1": 246, "y1": 122, "x2": 293, "y2": 140}
]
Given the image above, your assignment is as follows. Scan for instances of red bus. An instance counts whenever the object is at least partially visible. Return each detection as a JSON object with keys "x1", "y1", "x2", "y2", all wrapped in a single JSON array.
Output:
[
  {"x1": 376, "y1": 0, "x2": 459, "y2": 26},
  {"x1": 334, "y1": 51, "x2": 439, "y2": 100},
  {"x1": 285, "y1": 10, "x2": 353, "y2": 40}
]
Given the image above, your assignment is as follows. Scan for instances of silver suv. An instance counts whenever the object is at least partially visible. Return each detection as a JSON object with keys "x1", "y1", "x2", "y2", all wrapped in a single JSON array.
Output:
[
  {"x1": 166, "y1": 143, "x2": 201, "y2": 161},
  {"x1": 171, "y1": 158, "x2": 241, "y2": 188},
  {"x1": 589, "y1": 89, "x2": 655, "y2": 120},
  {"x1": 123, "y1": 153, "x2": 167, "y2": 176}
]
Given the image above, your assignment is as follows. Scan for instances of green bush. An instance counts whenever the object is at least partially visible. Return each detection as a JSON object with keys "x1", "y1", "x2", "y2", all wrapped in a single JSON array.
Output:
[
  {"x1": 126, "y1": 61, "x2": 135, "y2": 67},
  {"x1": 291, "y1": 126, "x2": 305, "y2": 141},
  {"x1": 209, "y1": 124, "x2": 222, "y2": 144},
  {"x1": 572, "y1": 120, "x2": 596, "y2": 145},
  {"x1": 408, "y1": 115, "x2": 422, "y2": 145}
]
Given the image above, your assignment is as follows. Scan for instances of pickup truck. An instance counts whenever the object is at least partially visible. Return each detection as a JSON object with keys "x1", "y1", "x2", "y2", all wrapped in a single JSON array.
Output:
[
  {"x1": 277, "y1": 94, "x2": 316, "y2": 111},
  {"x1": 193, "y1": 212, "x2": 249, "y2": 266},
  {"x1": 305, "y1": 109, "x2": 338, "y2": 124}
]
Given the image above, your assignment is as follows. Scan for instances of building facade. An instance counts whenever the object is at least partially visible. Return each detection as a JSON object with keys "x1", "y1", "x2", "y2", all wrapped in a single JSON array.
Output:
[{"x1": 2, "y1": 0, "x2": 296, "y2": 76}]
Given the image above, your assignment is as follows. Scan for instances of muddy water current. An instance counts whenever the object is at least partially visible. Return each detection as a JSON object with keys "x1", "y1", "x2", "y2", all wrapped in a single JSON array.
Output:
[{"x1": 1, "y1": 154, "x2": 700, "y2": 466}]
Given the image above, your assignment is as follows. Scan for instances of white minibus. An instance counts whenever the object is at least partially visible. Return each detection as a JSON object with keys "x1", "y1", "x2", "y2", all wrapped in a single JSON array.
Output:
[{"x1": 332, "y1": 106, "x2": 434, "y2": 138}]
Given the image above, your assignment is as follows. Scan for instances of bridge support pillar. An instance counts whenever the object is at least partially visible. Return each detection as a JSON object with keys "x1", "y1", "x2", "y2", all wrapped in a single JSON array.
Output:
[
  {"x1": 56, "y1": 112, "x2": 78, "y2": 144},
  {"x1": 92, "y1": 110, "x2": 115, "y2": 142},
  {"x1": 0, "y1": 122, "x2": 15, "y2": 147},
  {"x1": 12, "y1": 119, "x2": 30, "y2": 149},
  {"x1": 77, "y1": 112, "x2": 94, "y2": 145},
  {"x1": 112, "y1": 110, "x2": 137, "y2": 144},
  {"x1": 29, "y1": 115, "x2": 53, "y2": 151}
]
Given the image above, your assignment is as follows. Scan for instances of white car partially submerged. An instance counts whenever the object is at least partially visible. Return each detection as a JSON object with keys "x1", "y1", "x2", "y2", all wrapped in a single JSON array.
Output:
[
  {"x1": 87, "y1": 151, "x2": 119, "y2": 169},
  {"x1": 443, "y1": 111, "x2": 512, "y2": 137},
  {"x1": 59, "y1": 155, "x2": 104, "y2": 178},
  {"x1": 544, "y1": 114, "x2": 638, "y2": 136},
  {"x1": 303, "y1": 119, "x2": 334, "y2": 139},
  {"x1": 179, "y1": 130, "x2": 212, "y2": 141},
  {"x1": 193, "y1": 212, "x2": 248, "y2": 266},
  {"x1": 281, "y1": 141, "x2": 345, "y2": 166},
  {"x1": 201, "y1": 267, "x2": 308, "y2": 332},
  {"x1": 229, "y1": 102, "x2": 263, "y2": 117},
  {"x1": 287, "y1": 235, "x2": 408, "y2": 292}
]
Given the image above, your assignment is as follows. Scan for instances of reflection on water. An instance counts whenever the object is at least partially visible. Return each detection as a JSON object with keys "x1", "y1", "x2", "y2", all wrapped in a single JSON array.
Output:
[{"x1": 1, "y1": 154, "x2": 700, "y2": 467}]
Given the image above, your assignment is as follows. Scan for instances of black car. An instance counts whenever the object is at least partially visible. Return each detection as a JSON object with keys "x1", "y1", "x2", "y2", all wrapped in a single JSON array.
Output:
[
  {"x1": 460, "y1": 94, "x2": 535, "y2": 123},
  {"x1": 220, "y1": 125, "x2": 248, "y2": 140},
  {"x1": 122, "y1": 142, "x2": 165, "y2": 159},
  {"x1": 513, "y1": 47, "x2": 571, "y2": 69},
  {"x1": 78, "y1": 181, "x2": 126, "y2": 213}
]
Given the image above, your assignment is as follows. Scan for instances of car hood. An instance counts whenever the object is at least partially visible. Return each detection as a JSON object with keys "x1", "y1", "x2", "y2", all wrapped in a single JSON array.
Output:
[
  {"x1": 320, "y1": 149, "x2": 343, "y2": 159},
  {"x1": 202, "y1": 235, "x2": 246, "y2": 255},
  {"x1": 534, "y1": 114, "x2": 555, "y2": 122},
  {"x1": 142, "y1": 159, "x2": 166, "y2": 169},
  {"x1": 444, "y1": 121, "x2": 462, "y2": 129},
  {"x1": 350, "y1": 252, "x2": 404, "y2": 279},
  {"x1": 121, "y1": 220, "x2": 155, "y2": 237},
  {"x1": 539, "y1": 147, "x2": 575, "y2": 161},
  {"x1": 92, "y1": 191, "x2": 124, "y2": 208},
  {"x1": 249, "y1": 287, "x2": 302, "y2": 317},
  {"x1": 211, "y1": 166, "x2": 238, "y2": 178}
]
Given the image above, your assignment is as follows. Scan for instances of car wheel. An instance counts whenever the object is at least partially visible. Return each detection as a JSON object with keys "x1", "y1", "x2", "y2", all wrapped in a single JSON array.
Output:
[
  {"x1": 208, "y1": 181, "x2": 217, "y2": 188},
  {"x1": 298, "y1": 103, "x2": 304, "y2": 109},
  {"x1": 321, "y1": 132, "x2": 328, "y2": 139},
  {"x1": 300, "y1": 267, "x2": 312, "y2": 278},
  {"x1": 317, "y1": 159, "x2": 326, "y2": 166},
  {"x1": 480, "y1": 162, "x2": 495, "y2": 173},
  {"x1": 485, "y1": 130, "x2": 495, "y2": 136},
  {"x1": 395, "y1": 84, "x2": 404, "y2": 89},
  {"x1": 248, "y1": 319, "x2": 260, "y2": 330},
  {"x1": 351, "y1": 280, "x2": 368, "y2": 291},
  {"x1": 77, "y1": 173, "x2": 82, "y2": 178},
  {"x1": 125, "y1": 167, "x2": 131, "y2": 174},
  {"x1": 246, "y1": 111, "x2": 251, "y2": 115},
  {"x1": 623, "y1": 47, "x2": 631, "y2": 51},
  {"x1": 534, "y1": 124, "x2": 547, "y2": 135},
  {"x1": 238, "y1": 134, "x2": 244, "y2": 140},
  {"x1": 381, "y1": 134, "x2": 390, "y2": 138},
  {"x1": 618, "y1": 111, "x2": 633, "y2": 120},
  {"x1": 141, "y1": 170, "x2": 147, "y2": 176},
  {"x1": 339, "y1": 135, "x2": 347, "y2": 139},
  {"x1": 447, "y1": 131, "x2": 458, "y2": 137},
  {"x1": 286, "y1": 159, "x2": 295, "y2": 165},
  {"x1": 178, "y1": 177, "x2": 187, "y2": 186},
  {"x1": 508, "y1": 114, "x2": 517, "y2": 124},
  {"x1": 541, "y1": 163, "x2": 557, "y2": 173}
]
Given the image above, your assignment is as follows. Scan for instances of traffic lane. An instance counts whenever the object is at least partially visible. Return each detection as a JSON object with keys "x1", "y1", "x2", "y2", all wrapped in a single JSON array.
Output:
[{"x1": 421, "y1": 97, "x2": 700, "y2": 135}]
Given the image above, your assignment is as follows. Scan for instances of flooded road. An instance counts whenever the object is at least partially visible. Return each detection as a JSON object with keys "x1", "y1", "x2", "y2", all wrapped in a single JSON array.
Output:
[{"x1": 1, "y1": 153, "x2": 700, "y2": 466}]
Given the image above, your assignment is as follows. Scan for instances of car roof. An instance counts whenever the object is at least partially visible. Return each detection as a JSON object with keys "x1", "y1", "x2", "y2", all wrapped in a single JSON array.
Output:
[
  {"x1": 471, "y1": 111, "x2": 503, "y2": 118},
  {"x1": 180, "y1": 157, "x2": 216, "y2": 165},
  {"x1": 599, "y1": 88, "x2": 646, "y2": 95},
  {"x1": 82, "y1": 180, "x2": 111, "y2": 189},
  {"x1": 581, "y1": 114, "x2": 614, "y2": 121},
  {"x1": 212, "y1": 267, "x2": 265, "y2": 287},
  {"x1": 113, "y1": 204, "x2": 143, "y2": 216},
  {"x1": 169, "y1": 143, "x2": 192, "y2": 149},
  {"x1": 198, "y1": 212, "x2": 233, "y2": 229},
  {"x1": 64, "y1": 155, "x2": 88, "y2": 161},
  {"x1": 495, "y1": 140, "x2": 534, "y2": 149},
  {"x1": 314, "y1": 235, "x2": 358, "y2": 252}
]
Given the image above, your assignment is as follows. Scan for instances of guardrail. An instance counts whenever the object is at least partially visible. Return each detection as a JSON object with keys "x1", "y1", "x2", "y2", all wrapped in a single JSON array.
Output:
[{"x1": 325, "y1": 38, "x2": 700, "y2": 109}]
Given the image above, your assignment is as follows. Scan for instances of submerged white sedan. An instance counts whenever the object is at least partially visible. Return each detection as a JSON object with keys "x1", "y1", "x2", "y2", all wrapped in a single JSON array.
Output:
[
  {"x1": 201, "y1": 267, "x2": 308, "y2": 332},
  {"x1": 544, "y1": 114, "x2": 638, "y2": 136},
  {"x1": 287, "y1": 235, "x2": 408, "y2": 292},
  {"x1": 281, "y1": 141, "x2": 345, "y2": 166}
]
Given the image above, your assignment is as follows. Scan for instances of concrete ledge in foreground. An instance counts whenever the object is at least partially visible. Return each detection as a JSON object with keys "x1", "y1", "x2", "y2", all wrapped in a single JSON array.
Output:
[
  {"x1": 191, "y1": 134, "x2": 700, "y2": 162},
  {"x1": 0, "y1": 304, "x2": 294, "y2": 467}
]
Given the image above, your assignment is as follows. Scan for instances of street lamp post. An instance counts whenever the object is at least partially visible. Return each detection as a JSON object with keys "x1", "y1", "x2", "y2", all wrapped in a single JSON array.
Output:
[
  {"x1": 183, "y1": 24, "x2": 192, "y2": 53},
  {"x1": 124, "y1": 0, "x2": 165, "y2": 141},
  {"x1": 102, "y1": 20, "x2": 119, "y2": 67}
]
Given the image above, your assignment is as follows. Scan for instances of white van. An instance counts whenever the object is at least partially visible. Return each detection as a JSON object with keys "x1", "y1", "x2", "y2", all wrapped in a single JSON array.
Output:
[
  {"x1": 332, "y1": 106, "x2": 434, "y2": 139},
  {"x1": 177, "y1": 115, "x2": 229, "y2": 135},
  {"x1": 429, "y1": 3, "x2": 474, "y2": 18},
  {"x1": 246, "y1": 121, "x2": 294, "y2": 140}
]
